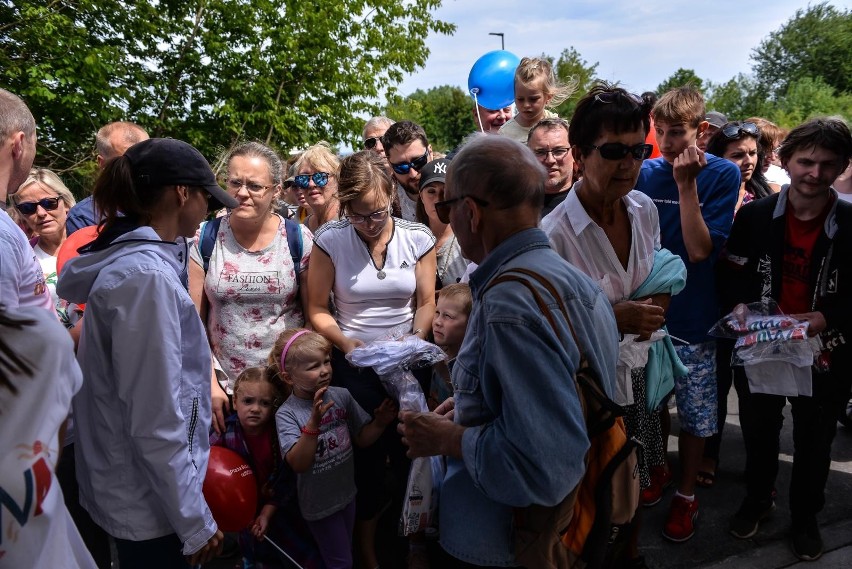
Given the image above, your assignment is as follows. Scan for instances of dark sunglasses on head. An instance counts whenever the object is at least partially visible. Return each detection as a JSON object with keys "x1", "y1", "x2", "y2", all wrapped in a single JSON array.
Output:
[
  {"x1": 390, "y1": 149, "x2": 429, "y2": 176},
  {"x1": 588, "y1": 142, "x2": 653, "y2": 161},
  {"x1": 594, "y1": 91, "x2": 643, "y2": 106},
  {"x1": 15, "y1": 197, "x2": 61, "y2": 215},
  {"x1": 721, "y1": 122, "x2": 760, "y2": 139},
  {"x1": 293, "y1": 172, "x2": 330, "y2": 190},
  {"x1": 364, "y1": 136, "x2": 383, "y2": 150},
  {"x1": 434, "y1": 194, "x2": 490, "y2": 224}
]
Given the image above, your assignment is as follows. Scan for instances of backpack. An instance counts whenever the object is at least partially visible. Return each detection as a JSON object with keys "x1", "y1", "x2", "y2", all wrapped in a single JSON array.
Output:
[
  {"x1": 198, "y1": 216, "x2": 303, "y2": 286},
  {"x1": 485, "y1": 268, "x2": 641, "y2": 569}
]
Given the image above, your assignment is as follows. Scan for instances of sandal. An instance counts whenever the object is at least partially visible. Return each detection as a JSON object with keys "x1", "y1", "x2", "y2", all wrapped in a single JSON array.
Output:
[{"x1": 696, "y1": 470, "x2": 716, "y2": 488}]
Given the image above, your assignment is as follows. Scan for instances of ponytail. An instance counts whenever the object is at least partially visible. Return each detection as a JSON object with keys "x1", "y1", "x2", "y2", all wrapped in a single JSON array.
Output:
[{"x1": 92, "y1": 156, "x2": 169, "y2": 232}]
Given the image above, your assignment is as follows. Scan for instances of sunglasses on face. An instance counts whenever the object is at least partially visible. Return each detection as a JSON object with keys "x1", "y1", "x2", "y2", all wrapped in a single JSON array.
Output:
[
  {"x1": 364, "y1": 136, "x2": 383, "y2": 150},
  {"x1": 390, "y1": 149, "x2": 429, "y2": 176},
  {"x1": 293, "y1": 172, "x2": 331, "y2": 190},
  {"x1": 434, "y1": 194, "x2": 490, "y2": 224},
  {"x1": 345, "y1": 206, "x2": 390, "y2": 225},
  {"x1": 588, "y1": 142, "x2": 653, "y2": 161},
  {"x1": 15, "y1": 197, "x2": 61, "y2": 215},
  {"x1": 721, "y1": 122, "x2": 760, "y2": 139}
]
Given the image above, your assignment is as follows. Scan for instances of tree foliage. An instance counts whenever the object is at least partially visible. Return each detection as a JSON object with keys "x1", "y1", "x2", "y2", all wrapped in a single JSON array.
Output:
[
  {"x1": 384, "y1": 85, "x2": 472, "y2": 153},
  {"x1": 0, "y1": 0, "x2": 454, "y2": 194},
  {"x1": 751, "y1": 2, "x2": 851, "y2": 98},
  {"x1": 655, "y1": 68, "x2": 706, "y2": 97},
  {"x1": 551, "y1": 47, "x2": 599, "y2": 120}
]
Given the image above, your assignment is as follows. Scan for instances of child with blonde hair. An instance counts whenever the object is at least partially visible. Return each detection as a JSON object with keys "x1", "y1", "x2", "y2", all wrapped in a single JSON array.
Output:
[
  {"x1": 499, "y1": 56, "x2": 577, "y2": 143},
  {"x1": 273, "y1": 329, "x2": 396, "y2": 569}
]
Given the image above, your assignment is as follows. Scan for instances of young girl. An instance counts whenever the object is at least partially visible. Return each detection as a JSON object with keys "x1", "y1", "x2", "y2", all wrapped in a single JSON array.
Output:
[
  {"x1": 273, "y1": 329, "x2": 397, "y2": 569},
  {"x1": 498, "y1": 56, "x2": 576, "y2": 144},
  {"x1": 209, "y1": 366, "x2": 323, "y2": 569}
]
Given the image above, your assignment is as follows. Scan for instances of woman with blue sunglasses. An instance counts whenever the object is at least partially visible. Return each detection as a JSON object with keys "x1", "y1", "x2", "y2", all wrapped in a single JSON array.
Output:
[{"x1": 293, "y1": 142, "x2": 341, "y2": 233}]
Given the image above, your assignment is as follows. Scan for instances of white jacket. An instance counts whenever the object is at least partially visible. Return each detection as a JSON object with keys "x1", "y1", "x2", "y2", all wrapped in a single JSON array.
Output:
[{"x1": 57, "y1": 225, "x2": 217, "y2": 555}]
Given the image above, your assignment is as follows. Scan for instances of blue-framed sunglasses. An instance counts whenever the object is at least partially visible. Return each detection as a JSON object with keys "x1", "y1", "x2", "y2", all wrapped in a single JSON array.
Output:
[
  {"x1": 390, "y1": 149, "x2": 429, "y2": 176},
  {"x1": 293, "y1": 172, "x2": 331, "y2": 190}
]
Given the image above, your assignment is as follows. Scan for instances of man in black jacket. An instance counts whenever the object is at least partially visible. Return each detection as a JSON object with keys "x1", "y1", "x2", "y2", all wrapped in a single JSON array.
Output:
[{"x1": 717, "y1": 117, "x2": 852, "y2": 562}]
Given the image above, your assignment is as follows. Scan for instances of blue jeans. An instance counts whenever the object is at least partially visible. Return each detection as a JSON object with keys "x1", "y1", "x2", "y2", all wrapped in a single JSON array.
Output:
[{"x1": 114, "y1": 533, "x2": 190, "y2": 569}]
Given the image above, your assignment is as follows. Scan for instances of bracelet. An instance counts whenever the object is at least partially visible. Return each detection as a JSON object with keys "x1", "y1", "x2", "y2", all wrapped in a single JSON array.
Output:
[{"x1": 300, "y1": 426, "x2": 321, "y2": 436}]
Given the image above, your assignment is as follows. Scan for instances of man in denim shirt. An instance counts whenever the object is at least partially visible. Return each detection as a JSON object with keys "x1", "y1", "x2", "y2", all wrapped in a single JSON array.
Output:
[{"x1": 399, "y1": 136, "x2": 619, "y2": 567}]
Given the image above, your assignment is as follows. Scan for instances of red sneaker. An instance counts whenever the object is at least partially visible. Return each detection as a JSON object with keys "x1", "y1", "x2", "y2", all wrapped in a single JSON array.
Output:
[
  {"x1": 641, "y1": 465, "x2": 673, "y2": 507},
  {"x1": 662, "y1": 495, "x2": 699, "y2": 542}
]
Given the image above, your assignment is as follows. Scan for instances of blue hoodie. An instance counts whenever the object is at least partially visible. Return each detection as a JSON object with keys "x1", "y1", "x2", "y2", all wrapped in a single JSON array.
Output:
[{"x1": 57, "y1": 225, "x2": 217, "y2": 554}]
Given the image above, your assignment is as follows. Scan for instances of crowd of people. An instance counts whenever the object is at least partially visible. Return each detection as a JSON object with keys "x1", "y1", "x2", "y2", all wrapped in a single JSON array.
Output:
[{"x1": 1, "y1": 48, "x2": 851, "y2": 569}]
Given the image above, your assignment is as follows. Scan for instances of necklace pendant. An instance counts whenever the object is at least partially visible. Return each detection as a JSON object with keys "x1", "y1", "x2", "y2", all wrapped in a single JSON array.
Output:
[{"x1": 377, "y1": 270, "x2": 386, "y2": 280}]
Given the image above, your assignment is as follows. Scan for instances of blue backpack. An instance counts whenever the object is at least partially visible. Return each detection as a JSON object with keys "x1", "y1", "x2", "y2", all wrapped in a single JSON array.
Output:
[{"x1": 198, "y1": 216, "x2": 303, "y2": 287}]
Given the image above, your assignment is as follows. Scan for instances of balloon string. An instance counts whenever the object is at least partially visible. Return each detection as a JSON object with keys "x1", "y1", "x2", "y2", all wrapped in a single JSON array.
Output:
[
  {"x1": 472, "y1": 91, "x2": 486, "y2": 133},
  {"x1": 264, "y1": 535, "x2": 305, "y2": 569}
]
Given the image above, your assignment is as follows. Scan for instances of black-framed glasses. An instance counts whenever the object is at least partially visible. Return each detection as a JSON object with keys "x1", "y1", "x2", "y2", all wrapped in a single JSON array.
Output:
[
  {"x1": 533, "y1": 147, "x2": 570, "y2": 161},
  {"x1": 594, "y1": 91, "x2": 643, "y2": 105},
  {"x1": 293, "y1": 172, "x2": 331, "y2": 190},
  {"x1": 364, "y1": 136, "x2": 383, "y2": 150},
  {"x1": 15, "y1": 197, "x2": 61, "y2": 215},
  {"x1": 390, "y1": 149, "x2": 429, "y2": 175},
  {"x1": 345, "y1": 206, "x2": 390, "y2": 225},
  {"x1": 226, "y1": 179, "x2": 274, "y2": 194},
  {"x1": 588, "y1": 142, "x2": 653, "y2": 161},
  {"x1": 721, "y1": 122, "x2": 760, "y2": 140},
  {"x1": 434, "y1": 194, "x2": 490, "y2": 224}
]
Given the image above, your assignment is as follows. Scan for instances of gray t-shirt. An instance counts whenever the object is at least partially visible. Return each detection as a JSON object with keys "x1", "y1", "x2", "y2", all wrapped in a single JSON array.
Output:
[{"x1": 276, "y1": 386, "x2": 371, "y2": 520}]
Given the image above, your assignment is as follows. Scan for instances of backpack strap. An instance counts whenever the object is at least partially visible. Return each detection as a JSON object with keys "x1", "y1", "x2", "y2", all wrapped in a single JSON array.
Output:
[
  {"x1": 284, "y1": 218, "x2": 303, "y2": 286},
  {"x1": 199, "y1": 216, "x2": 223, "y2": 273}
]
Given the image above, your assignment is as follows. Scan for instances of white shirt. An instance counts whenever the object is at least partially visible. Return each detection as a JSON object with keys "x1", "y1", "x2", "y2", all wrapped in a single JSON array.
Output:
[
  {"x1": 34, "y1": 243, "x2": 59, "y2": 308},
  {"x1": 541, "y1": 184, "x2": 660, "y2": 303},
  {"x1": 0, "y1": 210, "x2": 53, "y2": 311},
  {"x1": 314, "y1": 218, "x2": 435, "y2": 343}
]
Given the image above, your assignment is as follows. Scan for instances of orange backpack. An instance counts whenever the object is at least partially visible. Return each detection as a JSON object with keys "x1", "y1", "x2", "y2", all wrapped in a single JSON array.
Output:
[{"x1": 486, "y1": 269, "x2": 640, "y2": 569}]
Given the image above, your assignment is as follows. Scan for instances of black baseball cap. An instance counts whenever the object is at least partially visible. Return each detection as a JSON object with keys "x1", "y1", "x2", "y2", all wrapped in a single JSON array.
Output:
[
  {"x1": 124, "y1": 138, "x2": 238, "y2": 211},
  {"x1": 418, "y1": 158, "x2": 450, "y2": 192}
]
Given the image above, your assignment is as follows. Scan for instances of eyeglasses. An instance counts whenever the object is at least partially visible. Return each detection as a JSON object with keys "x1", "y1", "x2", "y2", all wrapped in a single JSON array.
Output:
[
  {"x1": 15, "y1": 197, "x2": 61, "y2": 215},
  {"x1": 588, "y1": 142, "x2": 653, "y2": 161},
  {"x1": 345, "y1": 207, "x2": 390, "y2": 225},
  {"x1": 721, "y1": 122, "x2": 760, "y2": 139},
  {"x1": 434, "y1": 194, "x2": 490, "y2": 224},
  {"x1": 594, "y1": 91, "x2": 644, "y2": 105},
  {"x1": 293, "y1": 172, "x2": 331, "y2": 190},
  {"x1": 364, "y1": 136, "x2": 383, "y2": 150},
  {"x1": 390, "y1": 149, "x2": 429, "y2": 176},
  {"x1": 533, "y1": 147, "x2": 570, "y2": 161},
  {"x1": 227, "y1": 179, "x2": 274, "y2": 194}
]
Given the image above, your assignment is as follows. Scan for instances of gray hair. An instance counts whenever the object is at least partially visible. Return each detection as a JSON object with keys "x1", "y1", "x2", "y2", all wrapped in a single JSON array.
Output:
[
  {"x1": 10, "y1": 168, "x2": 77, "y2": 209},
  {"x1": 95, "y1": 122, "x2": 148, "y2": 161},
  {"x1": 0, "y1": 88, "x2": 35, "y2": 140},
  {"x1": 361, "y1": 116, "x2": 394, "y2": 140}
]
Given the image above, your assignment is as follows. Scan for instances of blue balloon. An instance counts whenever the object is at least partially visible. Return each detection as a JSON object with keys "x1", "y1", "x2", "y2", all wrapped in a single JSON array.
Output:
[{"x1": 467, "y1": 50, "x2": 521, "y2": 111}]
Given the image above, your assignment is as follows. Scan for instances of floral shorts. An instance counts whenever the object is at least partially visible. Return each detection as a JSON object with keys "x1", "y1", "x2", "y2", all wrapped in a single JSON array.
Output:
[{"x1": 673, "y1": 341, "x2": 718, "y2": 437}]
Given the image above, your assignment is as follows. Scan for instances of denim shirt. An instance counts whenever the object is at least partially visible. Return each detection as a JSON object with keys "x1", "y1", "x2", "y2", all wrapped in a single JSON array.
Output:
[{"x1": 439, "y1": 228, "x2": 619, "y2": 566}]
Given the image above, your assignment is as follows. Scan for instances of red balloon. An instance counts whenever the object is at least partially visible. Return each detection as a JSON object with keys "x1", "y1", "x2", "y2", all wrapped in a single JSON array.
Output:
[{"x1": 203, "y1": 446, "x2": 258, "y2": 532}]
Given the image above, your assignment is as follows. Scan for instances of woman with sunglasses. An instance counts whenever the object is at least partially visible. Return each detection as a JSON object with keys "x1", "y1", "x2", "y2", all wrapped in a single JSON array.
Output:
[
  {"x1": 188, "y1": 141, "x2": 314, "y2": 434},
  {"x1": 293, "y1": 142, "x2": 341, "y2": 232},
  {"x1": 542, "y1": 84, "x2": 686, "y2": 567},
  {"x1": 706, "y1": 122, "x2": 773, "y2": 213},
  {"x1": 307, "y1": 150, "x2": 436, "y2": 569},
  {"x1": 10, "y1": 168, "x2": 76, "y2": 309}
]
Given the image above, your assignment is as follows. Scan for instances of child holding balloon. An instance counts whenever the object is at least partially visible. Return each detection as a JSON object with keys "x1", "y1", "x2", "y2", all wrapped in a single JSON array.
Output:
[
  {"x1": 498, "y1": 56, "x2": 576, "y2": 143},
  {"x1": 273, "y1": 329, "x2": 397, "y2": 569},
  {"x1": 210, "y1": 366, "x2": 324, "y2": 569}
]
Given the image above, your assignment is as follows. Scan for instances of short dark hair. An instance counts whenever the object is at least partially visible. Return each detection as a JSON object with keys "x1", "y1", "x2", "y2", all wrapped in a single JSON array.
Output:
[
  {"x1": 382, "y1": 120, "x2": 428, "y2": 154},
  {"x1": 569, "y1": 82, "x2": 652, "y2": 156},
  {"x1": 777, "y1": 117, "x2": 852, "y2": 168}
]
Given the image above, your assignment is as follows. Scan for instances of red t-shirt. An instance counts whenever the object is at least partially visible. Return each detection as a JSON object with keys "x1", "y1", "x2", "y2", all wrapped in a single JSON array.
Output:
[
  {"x1": 243, "y1": 426, "x2": 275, "y2": 495},
  {"x1": 779, "y1": 199, "x2": 832, "y2": 314}
]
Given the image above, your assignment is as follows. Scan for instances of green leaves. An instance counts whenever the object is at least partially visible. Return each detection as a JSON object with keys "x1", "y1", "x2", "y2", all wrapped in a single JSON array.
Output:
[{"x1": 385, "y1": 85, "x2": 472, "y2": 153}]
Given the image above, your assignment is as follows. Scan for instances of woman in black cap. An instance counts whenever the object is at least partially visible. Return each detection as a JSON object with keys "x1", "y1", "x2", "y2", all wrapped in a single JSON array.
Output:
[{"x1": 57, "y1": 138, "x2": 237, "y2": 569}]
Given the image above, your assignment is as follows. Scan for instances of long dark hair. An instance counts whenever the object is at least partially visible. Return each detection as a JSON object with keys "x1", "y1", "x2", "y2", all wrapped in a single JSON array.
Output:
[
  {"x1": 707, "y1": 123, "x2": 773, "y2": 200},
  {"x1": 92, "y1": 156, "x2": 170, "y2": 233}
]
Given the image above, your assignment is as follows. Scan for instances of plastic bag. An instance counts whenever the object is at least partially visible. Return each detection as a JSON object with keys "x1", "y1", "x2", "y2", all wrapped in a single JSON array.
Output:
[{"x1": 346, "y1": 328, "x2": 447, "y2": 535}]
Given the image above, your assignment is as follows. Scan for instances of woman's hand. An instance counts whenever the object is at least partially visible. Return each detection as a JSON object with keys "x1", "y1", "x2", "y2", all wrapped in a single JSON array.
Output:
[
  {"x1": 211, "y1": 373, "x2": 231, "y2": 434},
  {"x1": 342, "y1": 337, "x2": 364, "y2": 355},
  {"x1": 612, "y1": 299, "x2": 665, "y2": 341}
]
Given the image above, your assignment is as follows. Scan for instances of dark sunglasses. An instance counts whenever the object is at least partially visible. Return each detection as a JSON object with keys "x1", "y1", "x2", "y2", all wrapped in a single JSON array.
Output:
[
  {"x1": 721, "y1": 122, "x2": 760, "y2": 139},
  {"x1": 15, "y1": 197, "x2": 61, "y2": 215},
  {"x1": 434, "y1": 194, "x2": 490, "y2": 224},
  {"x1": 588, "y1": 142, "x2": 653, "y2": 161},
  {"x1": 390, "y1": 149, "x2": 429, "y2": 176},
  {"x1": 594, "y1": 91, "x2": 643, "y2": 105},
  {"x1": 364, "y1": 136, "x2": 383, "y2": 150},
  {"x1": 293, "y1": 172, "x2": 330, "y2": 190}
]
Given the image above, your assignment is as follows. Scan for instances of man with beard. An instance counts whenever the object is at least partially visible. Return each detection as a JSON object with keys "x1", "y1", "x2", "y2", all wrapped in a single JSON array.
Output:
[{"x1": 383, "y1": 120, "x2": 433, "y2": 222}]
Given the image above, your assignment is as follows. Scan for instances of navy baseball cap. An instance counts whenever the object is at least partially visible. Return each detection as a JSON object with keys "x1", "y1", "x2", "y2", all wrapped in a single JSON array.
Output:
[
  {"x1": 124, "y1": 138, "x2": 238, "y2": 211},
  {"x1": 418, "y1": 158, "x2": 450, "y2": 192}
]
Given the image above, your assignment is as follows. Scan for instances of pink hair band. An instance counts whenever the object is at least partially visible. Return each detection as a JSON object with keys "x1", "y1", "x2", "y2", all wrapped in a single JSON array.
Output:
[{"x1": 280, "y1": 330, "x2": 311, "y2": 373}]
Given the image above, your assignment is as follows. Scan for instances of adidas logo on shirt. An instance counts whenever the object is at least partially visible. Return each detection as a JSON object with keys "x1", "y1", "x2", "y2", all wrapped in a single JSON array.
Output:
[{"x1": 400, "y1": 261, "x2": 410, "y2": 269}]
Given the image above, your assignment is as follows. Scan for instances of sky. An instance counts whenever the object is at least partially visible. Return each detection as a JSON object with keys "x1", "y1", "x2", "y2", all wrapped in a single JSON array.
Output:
[{"x1": 396, "y1": 0, "x2": 845, "y2": 99}]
